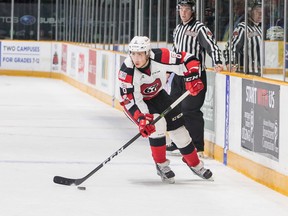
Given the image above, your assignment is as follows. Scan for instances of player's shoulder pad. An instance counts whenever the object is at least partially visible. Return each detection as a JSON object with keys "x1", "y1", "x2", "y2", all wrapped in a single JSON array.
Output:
[
  {"x1": 120, "y1": 57, "x2": 134, "y2": 73},
  {"x1": 119, "y1": 57, "x2": 134, "y2": 81},
  {"x1": 150, "y1": 48, "x2": 171, "y2": 64}
]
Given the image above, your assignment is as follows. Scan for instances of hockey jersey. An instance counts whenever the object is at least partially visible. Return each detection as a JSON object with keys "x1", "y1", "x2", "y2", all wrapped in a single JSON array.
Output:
[{"x1": 118, "y1": 48, "x2": 198, "y2": 122}]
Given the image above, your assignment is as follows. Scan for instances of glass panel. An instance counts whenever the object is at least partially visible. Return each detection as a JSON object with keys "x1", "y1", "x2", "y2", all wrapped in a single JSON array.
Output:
[
  {"x1": 40, "y1": 0, "x2": 56, "y2": 40},
  {"x1": 57, "y1": 0, "x2": 64, "y2": 41},
  {"x1": 13, "y1": 0, "x2": 38, "y2": 40},
  {"x1": 168, "y1": 0, "x2": 177, "y2": 43},
  {"x1": 262, "y1": 0, "x2": 285, "y2": 81},
  {"x1": 204, "y1": 0, "x2": 215, "y2": 34},
  {"x1": 142, "y1": 0, "x2": 150, "y2": 37},
  {"x1": 217, "y1": 0, "x2": 232, "y2": 42},
  {"x1": 223, "y1": 0, "x2": 244, "y2": 42},
  {"x1": 159, "y1": 0, "x2": 167, "y2": 41},
  {"x1": 0, "y1": 0, "x2": 12, "y2": 39},
  {"x1": 150, "y1": 0, "x2": 157, "y2": 41},
  {"x1": 223, "y1": 0, "x2": 261, "y2": 75}
]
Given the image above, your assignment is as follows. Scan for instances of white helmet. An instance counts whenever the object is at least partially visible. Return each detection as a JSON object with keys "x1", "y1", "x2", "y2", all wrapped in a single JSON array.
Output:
[{"x1": 128, "y1": 36, "x2": 151, "y2": 55}]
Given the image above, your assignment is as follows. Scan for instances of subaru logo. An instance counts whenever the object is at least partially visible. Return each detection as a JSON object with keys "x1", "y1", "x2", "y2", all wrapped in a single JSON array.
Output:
[{"x1": 20, "y1": 15, "x2": 36, "y2": 25}]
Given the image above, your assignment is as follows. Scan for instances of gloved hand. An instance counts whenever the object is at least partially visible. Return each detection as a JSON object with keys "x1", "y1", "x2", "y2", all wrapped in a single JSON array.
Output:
[
  {"x1": 138, "y1": 113, "x2": 156, "y2": 138},
  {"x1": 184, "y1": 60, "x2": 204, "y2": 96},
  {"x1": 184, "y1": 78, "x2": 204, "y2": 96}
]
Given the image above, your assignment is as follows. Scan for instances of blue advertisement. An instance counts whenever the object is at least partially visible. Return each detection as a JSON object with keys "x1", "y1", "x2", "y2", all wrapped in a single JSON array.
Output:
[{"x1": 223, "y1": 75, "x2": 230, "y2": 165}]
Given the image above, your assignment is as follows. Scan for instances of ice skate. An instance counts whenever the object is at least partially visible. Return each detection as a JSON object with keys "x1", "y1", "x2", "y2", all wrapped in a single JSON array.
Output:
[
  {"x1": 156, "y1": 159, "x2": 175, "y2": 184},
  {"x1": 166, "y1": 142, "x2": 181, "y2": 156},
  {"x1": 182, "y1": 158, "x2": 213, "y2": 180}
]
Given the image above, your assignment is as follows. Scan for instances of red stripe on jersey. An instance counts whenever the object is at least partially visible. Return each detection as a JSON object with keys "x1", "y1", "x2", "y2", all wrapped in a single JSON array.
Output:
[
  {"x1": 180, "y1": 52, "x2": 186, "y2": 63},
  {"x1": 160, "y1": 48, "x2": 170, "y2": 64}
]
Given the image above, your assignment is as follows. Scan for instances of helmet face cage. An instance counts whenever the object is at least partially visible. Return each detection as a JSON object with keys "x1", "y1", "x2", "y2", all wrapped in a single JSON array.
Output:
[
  {"x1": 128, "y1": 36, "x2": 151, "y2": 55},
  {"x1": 177, "y1": 0, "x2": 196, "y2": 11}
]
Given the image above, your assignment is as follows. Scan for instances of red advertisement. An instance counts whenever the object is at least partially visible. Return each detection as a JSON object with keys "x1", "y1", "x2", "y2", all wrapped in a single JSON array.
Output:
[
  {"x1": 88, "y1": 49, "x2": 96, "y2": 85},
  {"x1": 61, "y1": 44, "x2": 67, "y2": 72},
  {"x1": 78, "y1": 53, "x2": 85, "y2": 74}
]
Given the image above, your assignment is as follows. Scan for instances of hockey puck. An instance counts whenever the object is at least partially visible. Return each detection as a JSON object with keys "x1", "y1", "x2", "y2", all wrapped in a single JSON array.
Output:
[{"x1": 77, "y1": 186, "x2": 86, "y2": 190}]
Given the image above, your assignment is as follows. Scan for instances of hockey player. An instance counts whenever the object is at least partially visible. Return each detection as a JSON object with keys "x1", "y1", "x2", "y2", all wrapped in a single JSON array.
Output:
[{"x1": 118, "y1": 36, "x2": 213, "y2": 183}]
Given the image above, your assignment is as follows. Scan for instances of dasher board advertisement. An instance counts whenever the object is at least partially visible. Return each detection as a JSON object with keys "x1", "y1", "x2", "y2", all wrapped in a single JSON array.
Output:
[
  {"x1": 241, "y1": 79, "x2": 280, "y2": 161},
  {"x1": 0, "y1": 41, "x2": 51, "y2": 71}
]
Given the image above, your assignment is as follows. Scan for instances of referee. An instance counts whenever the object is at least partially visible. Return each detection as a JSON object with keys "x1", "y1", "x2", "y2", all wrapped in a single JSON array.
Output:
[
  {"x1": 223, "y1": 1, "x2": 262, "y2": 75},
  {"x1": 166, "y1": 0, "x2": 223, "y2": 157}
]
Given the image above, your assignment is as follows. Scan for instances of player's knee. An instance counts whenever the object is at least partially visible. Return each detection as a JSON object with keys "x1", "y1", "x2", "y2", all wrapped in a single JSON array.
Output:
[{"x1": 168, "y1": 126, "x2": 192, "y2": 148}]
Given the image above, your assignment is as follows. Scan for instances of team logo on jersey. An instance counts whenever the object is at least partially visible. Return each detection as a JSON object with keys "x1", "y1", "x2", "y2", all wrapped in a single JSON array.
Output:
[
  {"x1": 185, "y1": 30, "x2": 198, "y2": 37},
  {"x1": 140, "y1": 78, "x2": 162, "y2": 97},
  {"x1": 207, "y1": 31, "x2": 213, "y2": 36},
  {"x1": 233, "y1": 31, "x2": 239, "y2": 37}
]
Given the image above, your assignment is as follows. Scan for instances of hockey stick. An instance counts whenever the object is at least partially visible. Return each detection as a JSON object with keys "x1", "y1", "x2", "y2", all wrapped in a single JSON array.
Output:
[{"x1": 53, "y1": 90, "x2": 190, "y2": 186}]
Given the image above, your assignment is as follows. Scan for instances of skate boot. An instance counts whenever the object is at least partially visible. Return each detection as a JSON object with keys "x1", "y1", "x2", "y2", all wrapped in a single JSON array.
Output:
[
  {"x1": 166, "y1": 142, "x2": 181, "y2": 156},
  {"x1": 182, "y1": 158, "x2": 213, "y2": 180},
  {"x1": 156, "y1": 159, "x2": 175, "y2": 184}
]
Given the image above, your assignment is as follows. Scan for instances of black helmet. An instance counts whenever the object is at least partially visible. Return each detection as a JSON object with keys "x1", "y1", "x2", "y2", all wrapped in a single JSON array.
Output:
[
  {"x1": 178, "y1": 0, "x2": 196, "y2": 6},
  {"x1": 249, "y1": 0, "x2": 262, "y2": 10},
  {"x1": 177, "y1": 0, "x2": 196, "y2": 11}
]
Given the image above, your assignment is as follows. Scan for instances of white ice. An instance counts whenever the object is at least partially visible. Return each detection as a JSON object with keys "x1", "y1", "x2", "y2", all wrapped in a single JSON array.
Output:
[{"x1": 0, "y1": 76, "x2": 287, "y2": 216}]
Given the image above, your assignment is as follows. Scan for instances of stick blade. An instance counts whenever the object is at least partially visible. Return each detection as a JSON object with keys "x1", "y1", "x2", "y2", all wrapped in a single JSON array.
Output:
[{"x1": 53, "y1": 176, "x2": 77, "y2": 186}]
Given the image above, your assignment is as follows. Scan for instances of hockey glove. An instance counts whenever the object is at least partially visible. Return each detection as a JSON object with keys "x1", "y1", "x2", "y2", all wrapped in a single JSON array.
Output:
[
  {"x1": 184, "y1": 60, "x2": 204, "y2": 96},
  {"x1": 138, "y1": 113, "x2": 156, "y2": 138}
]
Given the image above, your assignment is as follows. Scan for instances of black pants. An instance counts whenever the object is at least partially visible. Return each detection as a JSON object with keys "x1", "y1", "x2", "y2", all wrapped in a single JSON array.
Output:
[
  {"x1": 144, "y1": 89, "x2": 184, "y2": 132},
  {"x1": 170, "y1": 72, "x2": 207, "y2": 152}
]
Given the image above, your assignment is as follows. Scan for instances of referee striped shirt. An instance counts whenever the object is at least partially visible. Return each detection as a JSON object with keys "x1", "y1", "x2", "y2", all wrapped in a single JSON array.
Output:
[
  {"x1": 172, "y1": 18, "x2": 222, "y2": 71},
  {"x1": 223, "y1": 20, "x2": 262, "y2": 75}
]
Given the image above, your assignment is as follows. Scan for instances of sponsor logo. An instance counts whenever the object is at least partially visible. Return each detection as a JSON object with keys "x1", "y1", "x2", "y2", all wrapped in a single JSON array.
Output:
[
  {"x1": 151, "y1": 70, "x2": 161, "y2": 75},
  {"x1": 20, "y1": 15, "x2": 36, "y2": 25},
  {"x1": 207, "y1": 31, "x2": 213, "y2": 36},
  {"x1": 248, "y1": 31, "x2": 260, "y2": 38},
  {"x1": 185, "y1": 30, "x2": 198, "y2": 37}
]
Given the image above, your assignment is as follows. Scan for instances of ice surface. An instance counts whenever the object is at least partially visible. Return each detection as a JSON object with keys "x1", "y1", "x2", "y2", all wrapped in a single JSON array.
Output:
[{"x1": 0, "y1": 76, "x2": 287, "y2": 216}]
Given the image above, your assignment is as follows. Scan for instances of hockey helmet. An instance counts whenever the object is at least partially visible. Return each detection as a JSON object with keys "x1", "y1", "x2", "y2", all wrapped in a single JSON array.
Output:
[
  {"x1": 177, "y1": 0, "x2": 196, "y2": 11},
  {"x1": 178, "y1": 0, "x2": 195, "y2": 6},
  {"x1": 249, "y1": 0, "x2": 262, "y2": 10},
  {"x1": 128, "y1": 36, "x2": 151, "y2": 55}
]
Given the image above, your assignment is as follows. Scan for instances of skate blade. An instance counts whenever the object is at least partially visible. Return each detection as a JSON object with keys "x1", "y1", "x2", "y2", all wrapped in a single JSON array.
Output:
[{"x1": 190, "y1": 170, "x2": 214, "y2": 181}]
